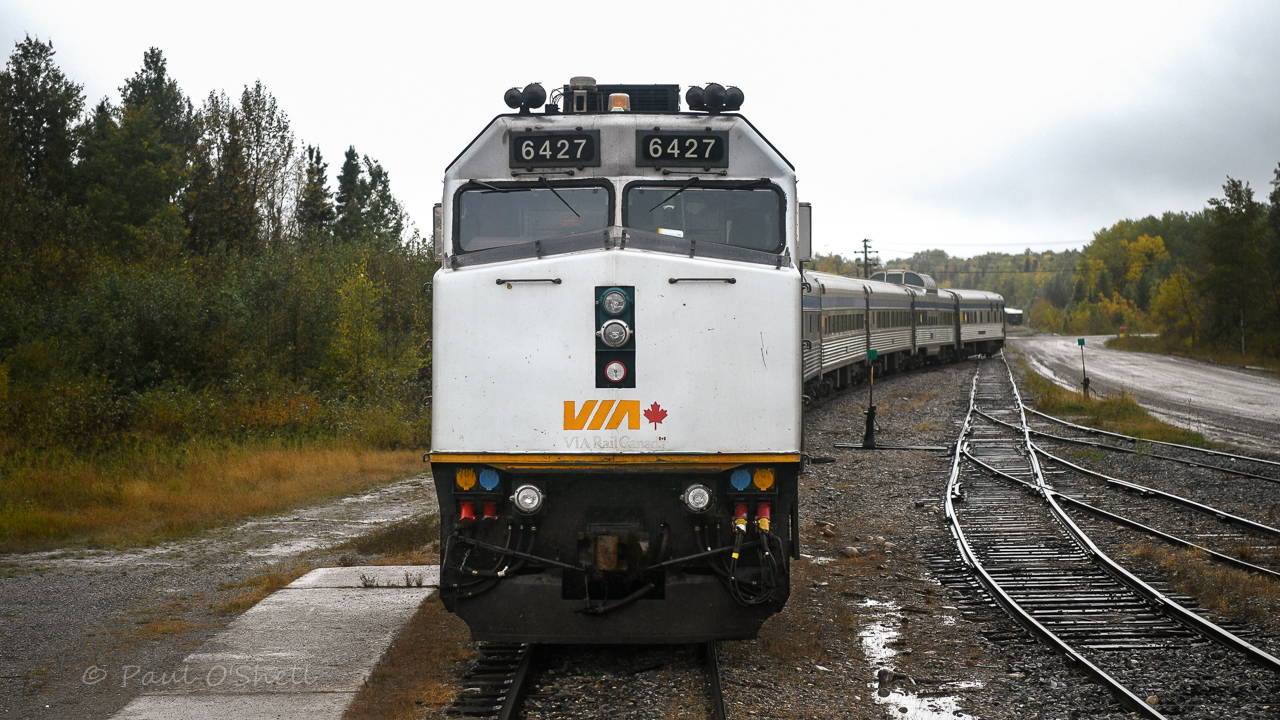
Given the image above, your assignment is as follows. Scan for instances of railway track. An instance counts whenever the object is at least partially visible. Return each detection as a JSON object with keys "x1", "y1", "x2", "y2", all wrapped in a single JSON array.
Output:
[
  {"x1": 445, "y1": 642, "x2": 727, "y2": 719},
  {"x1": 945, "y1": 354, "x2": 1280, "y2": 719}
]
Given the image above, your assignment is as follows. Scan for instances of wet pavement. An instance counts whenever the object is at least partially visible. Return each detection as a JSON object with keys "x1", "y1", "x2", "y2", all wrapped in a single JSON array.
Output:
[{"x1": 1010, "y1": 334, "x2": 1280, "y2": 450}]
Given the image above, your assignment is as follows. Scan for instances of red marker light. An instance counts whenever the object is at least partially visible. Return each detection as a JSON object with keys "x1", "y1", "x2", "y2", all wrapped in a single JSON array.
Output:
[
  {"x1": 459, "y1": 501, "x2": 476, "y2": 527},
  {"x1": 605, "y1": 361, "x2": 627, "y2": 383}
]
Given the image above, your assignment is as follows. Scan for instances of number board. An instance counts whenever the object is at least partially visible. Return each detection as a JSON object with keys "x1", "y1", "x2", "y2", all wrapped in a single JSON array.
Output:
[
  {"x1": 509, "y1": 131, "x2": 601, "y2": 168},
  {"x1": 635, "y1": 131, "x2": 729, "y2": 168}
]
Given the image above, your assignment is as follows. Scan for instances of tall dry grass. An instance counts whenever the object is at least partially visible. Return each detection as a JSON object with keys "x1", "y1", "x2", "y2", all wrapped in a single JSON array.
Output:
[
  {"x1": 1017, "y1": 360, "x2": 1212, "y2": 446},
  {"x1": 1127, "y1": 542, "x2": 1280, "y2": 622},
  {"x1": 0, "y1": 441, "x2": 423, "y2": 551}
]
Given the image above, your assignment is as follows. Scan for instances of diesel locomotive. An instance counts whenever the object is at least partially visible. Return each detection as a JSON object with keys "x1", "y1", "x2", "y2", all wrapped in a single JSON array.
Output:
[{"x1": 427, "y1": 78, "x2": 1004, "y2": 644}]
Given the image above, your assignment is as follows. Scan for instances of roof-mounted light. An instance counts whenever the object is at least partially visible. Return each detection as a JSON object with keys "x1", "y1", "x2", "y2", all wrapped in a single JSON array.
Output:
[
  {"x1": 504, "y1": 83, "x2": 547, "y2": 115},
  {"x1": 685, "y1": 83, "x2": 743, "y2": 113},
  {"x1": 608, "y1": 93, "x2": 630, "y2": 112}
]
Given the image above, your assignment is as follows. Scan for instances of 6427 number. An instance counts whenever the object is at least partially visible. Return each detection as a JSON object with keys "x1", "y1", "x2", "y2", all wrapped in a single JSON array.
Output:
[
  {"x1": 508, "y1": 131, "x2": 600, "y2": 168},
  {"x1": 635, "y1": 132, "x2": 729, "y2": 167}
]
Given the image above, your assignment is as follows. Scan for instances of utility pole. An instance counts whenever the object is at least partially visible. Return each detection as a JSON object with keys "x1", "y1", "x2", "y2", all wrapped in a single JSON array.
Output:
[{"x1": 862, "y1": 238, "x2": 872, "y2": 278}]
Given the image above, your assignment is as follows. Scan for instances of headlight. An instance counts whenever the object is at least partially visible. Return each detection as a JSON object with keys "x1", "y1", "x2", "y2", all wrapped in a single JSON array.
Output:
[
  {"x1": 601, "y1": 289, "x2": 628, "y2": 315},
  {"x1": 511, "y1": 484, "x2": 544, "y2": 514},
  {"x1": 681, "y1": 483, "x2": 713, "y2": 513},
  {"x1": 598, "y1": 319, "x2": 631, "y2": 348}
]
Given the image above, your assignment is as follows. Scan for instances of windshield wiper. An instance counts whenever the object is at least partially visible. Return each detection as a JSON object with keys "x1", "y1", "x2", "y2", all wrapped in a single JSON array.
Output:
[
  {"x1": 471, "y1": 180, "x2": 530, "y2": 194},
  {"x1": 648, "y1": 176, "x2": 700, "y2": 212},
  {"x1": 540, "y1": 178, "x2": 579, "y2": 217}
]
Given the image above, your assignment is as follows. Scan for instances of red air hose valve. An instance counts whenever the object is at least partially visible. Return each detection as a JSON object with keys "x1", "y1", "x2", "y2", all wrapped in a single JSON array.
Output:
[
  {"x1": 733, "y1": 502, "x2": 748, "y2": 533},
  {"x1": 756, "y1": 502, "x2": 772, "y2": 533},
  {"x1": 482, "y1": 501, "x2": 498, "y2": 521},
  {"x1": 459, "y1": 501, "x2": 476, "y2": 527}
]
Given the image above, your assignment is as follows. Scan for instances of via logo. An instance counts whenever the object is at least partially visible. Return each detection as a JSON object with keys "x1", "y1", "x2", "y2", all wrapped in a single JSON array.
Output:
[{"x1": 563, "y1": 400, "x2": 644, "y2": 431}]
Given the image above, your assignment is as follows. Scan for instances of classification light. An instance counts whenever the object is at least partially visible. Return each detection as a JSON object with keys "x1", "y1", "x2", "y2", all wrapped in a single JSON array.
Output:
[
  {"x1": 604, "y1": 361, "x2": 627, "y2": 383},
  {"x1": 598, "y1": 319, "x2": 632, "y2": 348},
  {"x1": 512, "y1": 484, "x2": 544, "y2": 514},
  {"x1": 681, "y1": 483, "x2": 713, "y2": 513},
  {"x1": 600, "y1": 289, "x2": 629, "y2": 315}
]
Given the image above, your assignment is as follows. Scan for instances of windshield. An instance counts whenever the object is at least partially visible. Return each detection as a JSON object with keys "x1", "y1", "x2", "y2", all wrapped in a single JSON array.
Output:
[
  {"x1": 456, "y1": 183, "x2": 611, "y2": 252},
  {"x1": 624, "y1": 184, "x2": 784, "y2": 253}
]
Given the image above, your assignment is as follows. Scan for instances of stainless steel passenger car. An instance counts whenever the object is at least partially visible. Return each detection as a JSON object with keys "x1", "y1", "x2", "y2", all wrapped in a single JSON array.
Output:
[{"x1": 801, "y1": 270, "x2": 1005, "y2": 398}]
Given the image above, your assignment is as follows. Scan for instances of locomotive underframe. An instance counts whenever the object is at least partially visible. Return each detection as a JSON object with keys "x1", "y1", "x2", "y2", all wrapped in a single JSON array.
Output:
[{"x1": 433, "y1": 462, "x2": 798, "y2": 643}]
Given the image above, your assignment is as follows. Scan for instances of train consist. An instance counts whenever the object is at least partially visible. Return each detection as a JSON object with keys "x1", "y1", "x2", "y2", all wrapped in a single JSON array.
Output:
[
  {"x1": 428, "y1": 78, "x2": 1005, "y2": 644},
  {"x1": 802, "y1": 269, "x2": 1006, "y2": 398}
]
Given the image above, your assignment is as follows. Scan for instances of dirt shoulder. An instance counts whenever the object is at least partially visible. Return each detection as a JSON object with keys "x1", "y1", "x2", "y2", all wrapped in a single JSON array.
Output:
[{"x1": 0, "y1": 473, "x2": 438, "y2": 719}]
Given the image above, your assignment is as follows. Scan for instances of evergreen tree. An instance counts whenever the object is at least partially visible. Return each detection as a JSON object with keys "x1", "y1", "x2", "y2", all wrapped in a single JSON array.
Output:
[
  {"x1": 1198, "y1": 177, "x2": 1270, "y2": 349},
  {"x1": 0, "y1": 36, "x2": 84, "y2": 195},
  {"x1": 295, "y1": 145, "x2": 334, "y2": 239},
  {"x1": 334, "y1": 145, "x2": 362, "y2": 241},
  {"x1": 119, "y1": 47, "x2": 197, "y2": 155}
]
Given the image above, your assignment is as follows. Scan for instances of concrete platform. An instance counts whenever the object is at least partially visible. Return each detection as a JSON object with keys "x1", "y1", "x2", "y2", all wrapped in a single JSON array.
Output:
[{"x1": 109, "y1": 565, "x2": 439, "y2": 720}]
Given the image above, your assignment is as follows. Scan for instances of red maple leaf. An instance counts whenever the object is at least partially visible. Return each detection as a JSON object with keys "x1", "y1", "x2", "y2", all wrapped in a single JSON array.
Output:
[{"x1": 643, "y1": 402, "x2": 667, "y2": 429}]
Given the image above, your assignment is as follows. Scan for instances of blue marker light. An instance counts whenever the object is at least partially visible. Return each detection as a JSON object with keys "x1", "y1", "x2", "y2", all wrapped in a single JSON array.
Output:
[
  {"x1": 479, "y1": 468, "x2": 500, "y2": 491},
  {"x1": 730, "y1": 468, "x2": 751, "y2": 491}
]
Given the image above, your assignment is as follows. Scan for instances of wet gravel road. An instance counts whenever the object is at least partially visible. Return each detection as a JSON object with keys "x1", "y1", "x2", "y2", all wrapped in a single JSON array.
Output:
[{"x1": 1010, "y1": 334, "x2": 1280, "y2": 451}]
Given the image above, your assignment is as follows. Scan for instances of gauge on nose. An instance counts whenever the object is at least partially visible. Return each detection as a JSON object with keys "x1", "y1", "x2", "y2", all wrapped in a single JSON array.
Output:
[{"x1": 598, "y1": 319, "x2": 632, "y2": 348}]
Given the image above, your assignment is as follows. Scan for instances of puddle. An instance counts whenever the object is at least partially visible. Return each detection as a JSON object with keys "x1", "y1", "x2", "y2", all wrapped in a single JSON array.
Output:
[{"x1": 858, "y1": 599, "x2": 978, "y2": 719}]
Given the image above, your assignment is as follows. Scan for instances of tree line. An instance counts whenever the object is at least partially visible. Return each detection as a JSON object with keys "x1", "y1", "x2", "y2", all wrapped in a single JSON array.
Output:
[
  {"x1": 0, "y1": 37, "x2": 435, "y2": 452},
  {"x1": 1046, "y1": 175, "x2": 1280, "y2": 358},
  {"x1": 809, "y1": 248, "x2": 1079, "y2": 318}
]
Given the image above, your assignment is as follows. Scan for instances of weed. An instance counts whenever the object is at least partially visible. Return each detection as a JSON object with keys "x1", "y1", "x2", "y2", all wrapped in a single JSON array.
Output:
[
  {"x1": 1127, "y1": 542, "x2": 1280, "y2": 622},
  {"x1": 343, "y1": 595, "x2": 476, "y2": 719},
  {"x1": 342, "y1": 513, "x2": 440, "y2": 566},
  {"x1": 218, "y1": 561, "x2": 315, "y2": 614},
  {"x1": 344, "y1": 513, "x2": 439, "y2": 555},
  {"x1": 0, "y1": 442, "x2": 424, "y2": 551},
  {"x1": 1018, "y1": 361, "x2": 1212, "y2": 446},
  {"x1": 359, "y1": 573, "x2": 379, "y2": 588}
]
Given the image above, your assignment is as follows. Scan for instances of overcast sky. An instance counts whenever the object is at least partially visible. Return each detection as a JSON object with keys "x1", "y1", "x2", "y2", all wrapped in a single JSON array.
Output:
[{"x1": 3, "y1": 1, "x2": 1277, "y2": 260}]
